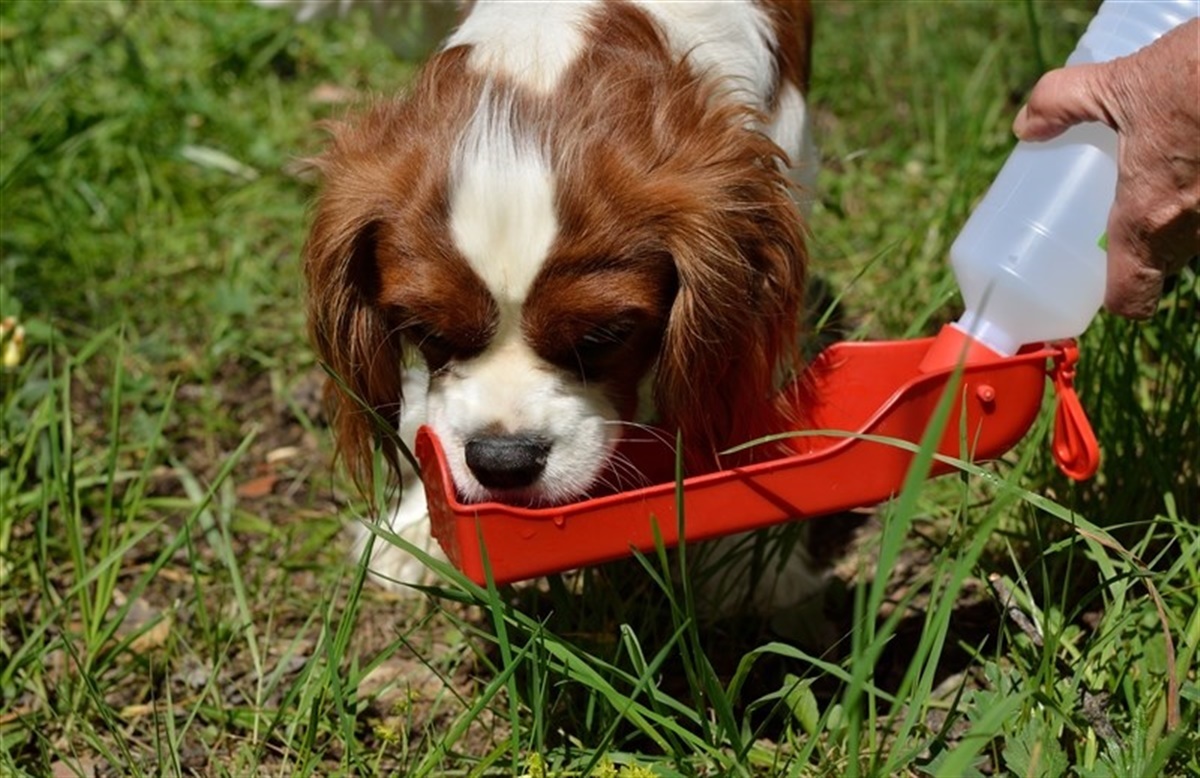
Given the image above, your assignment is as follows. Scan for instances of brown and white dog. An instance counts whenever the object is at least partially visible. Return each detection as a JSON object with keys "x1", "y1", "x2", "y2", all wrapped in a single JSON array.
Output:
[{"x1": 300, "y1": 0, "x2": 823, "y2": 620}]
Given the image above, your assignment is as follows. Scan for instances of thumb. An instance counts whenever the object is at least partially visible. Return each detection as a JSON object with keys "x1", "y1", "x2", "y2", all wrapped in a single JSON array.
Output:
[{"x1": 1013, "y1": 63, "x2": 1116, "y2": 141}]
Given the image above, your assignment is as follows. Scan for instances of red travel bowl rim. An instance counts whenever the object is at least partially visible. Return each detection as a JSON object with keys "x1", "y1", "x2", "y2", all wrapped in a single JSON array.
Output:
[{"x1": 416, "y1": 339, "x2": 1062, "y2": 520}]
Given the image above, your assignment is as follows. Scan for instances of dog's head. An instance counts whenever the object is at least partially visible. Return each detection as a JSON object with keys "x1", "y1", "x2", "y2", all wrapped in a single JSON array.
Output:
[{"x1": 304, "y1": 5, "x2": 808, "y2": 505}]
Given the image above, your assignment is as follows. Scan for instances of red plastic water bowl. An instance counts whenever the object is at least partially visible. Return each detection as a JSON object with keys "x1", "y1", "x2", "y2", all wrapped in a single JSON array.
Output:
[{"x1": 418, "y1": 327, "x2": 1098, "y2": 586}]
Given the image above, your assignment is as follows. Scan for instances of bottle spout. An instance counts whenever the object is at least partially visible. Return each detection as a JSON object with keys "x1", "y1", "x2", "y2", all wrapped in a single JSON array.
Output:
[
  {"x1": 918, "y1": 323, "x2": 1008, "y2": 373},
  {"x1": 918, "y1": 325, "x2": 1100, "y2": 481}
]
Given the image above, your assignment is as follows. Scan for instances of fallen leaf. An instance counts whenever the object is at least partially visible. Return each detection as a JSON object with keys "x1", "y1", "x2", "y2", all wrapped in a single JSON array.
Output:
[
  {"x1": 308, "y1": 82, "x2": 358, "y2": 105},
  {"x1": 175, "y1": 657, "x2": 213, "y2": 690},
  {"x1": 129, "y1": 612, "x2": 172, "y2": 653},
  {"x1": 237, "y1": 473, "x2": 278, "y2": 498},
  {"x1": 51, "y1": 759, "x2": 96, "y2": 778},
  {"x1": 111, "y1": 591, "x2": 172, "y2": 653},
  {"x1": 266, "y1": 445, "x2": 301, "y2": 464},
  {"x1": 180, "y1": 144, "x2": 259, "y2": 180}
]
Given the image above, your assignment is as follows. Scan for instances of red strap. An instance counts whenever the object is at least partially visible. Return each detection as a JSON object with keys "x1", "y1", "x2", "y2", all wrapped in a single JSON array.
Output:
[{"x1": 1049, "y1": 343, "x2": 1100, "y2": 481}]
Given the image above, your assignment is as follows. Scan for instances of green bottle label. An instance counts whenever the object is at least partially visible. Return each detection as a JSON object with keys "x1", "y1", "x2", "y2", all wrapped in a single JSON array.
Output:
[{"x1": 1097, "y1": 231, "x2": 1108, "y2": 251}]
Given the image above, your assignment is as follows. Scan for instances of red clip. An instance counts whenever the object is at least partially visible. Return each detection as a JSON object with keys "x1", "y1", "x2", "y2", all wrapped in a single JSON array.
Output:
[{"x1": 1048, "y1": 342, "x2": 1100, "y2": 480}]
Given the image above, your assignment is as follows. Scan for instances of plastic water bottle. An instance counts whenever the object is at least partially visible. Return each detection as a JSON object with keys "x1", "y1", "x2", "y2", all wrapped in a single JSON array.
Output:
[{"x1": 948, "y1": 0, "x2": 1199, "y2": 356}]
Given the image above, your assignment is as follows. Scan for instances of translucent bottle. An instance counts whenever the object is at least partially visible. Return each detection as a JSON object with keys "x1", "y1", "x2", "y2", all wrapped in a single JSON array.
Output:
[{"x1": 948, "y1": 0, "x2": 1199, "y2": 357}]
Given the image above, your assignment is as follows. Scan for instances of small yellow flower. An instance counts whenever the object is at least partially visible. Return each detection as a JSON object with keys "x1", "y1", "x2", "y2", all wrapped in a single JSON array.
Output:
[
  {"x1": 524, "y1": 752, "x2": 546, "y2": 778},
  {"x1": 372, "y1": 722, "x2": 401, "y2": 745},
  {"x1": 1, "y1": 317, "x2": 25, "y2": 371},
  {"x1": 592, "y1": 758, "x2": 618, "y2": 778}
]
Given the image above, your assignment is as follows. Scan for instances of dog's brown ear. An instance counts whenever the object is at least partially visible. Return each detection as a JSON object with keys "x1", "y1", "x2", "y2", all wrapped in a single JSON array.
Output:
[
  {"x1": 654, "y1": 123, "x2": 808, "y2": 469},
  {"x1": 303, "y1": 54, "x2": 483, "y2": 492},
  {"x1": 304, "y1": 164, "x2": 406, "y2": 491}
]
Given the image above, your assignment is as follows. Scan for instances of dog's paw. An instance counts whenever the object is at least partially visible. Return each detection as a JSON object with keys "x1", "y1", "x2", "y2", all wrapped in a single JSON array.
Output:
[{"x1": 349, "y1": 488, "x2": 447, "y2": 592}]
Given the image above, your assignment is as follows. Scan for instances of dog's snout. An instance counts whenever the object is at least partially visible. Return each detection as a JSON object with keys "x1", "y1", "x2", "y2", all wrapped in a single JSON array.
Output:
[{"x1": 464, "y1": 434, "x2": 551, "y2": 490}]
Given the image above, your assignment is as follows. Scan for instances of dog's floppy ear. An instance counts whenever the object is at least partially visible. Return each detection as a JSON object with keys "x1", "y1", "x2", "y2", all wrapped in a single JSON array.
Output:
[
  {"x1": 304, "y1": 139, "x2": 406, "y2": 490},
  {"x1": 654, "y1": 123, "x2": 808, "y2": 468},
  {"x1": 304, "y1": 53, "x2": 482, "y2": 490}
]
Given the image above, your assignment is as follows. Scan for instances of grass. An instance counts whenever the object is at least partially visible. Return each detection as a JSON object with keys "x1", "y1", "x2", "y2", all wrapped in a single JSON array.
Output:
[{"x1": 2, "y1": 0, "x2": 1197, "y2": 775}]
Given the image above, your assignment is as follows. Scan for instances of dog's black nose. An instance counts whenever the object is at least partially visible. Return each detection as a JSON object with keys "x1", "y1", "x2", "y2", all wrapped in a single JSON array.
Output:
[{"x1": 464, "y1": 434, "x2": 551, "y2": 490}]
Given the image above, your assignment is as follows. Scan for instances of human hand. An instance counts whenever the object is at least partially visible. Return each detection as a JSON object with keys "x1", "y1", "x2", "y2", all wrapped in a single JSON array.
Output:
[{"x1": 1013, "y1": 18, "x2": 1200, "y2": 319}]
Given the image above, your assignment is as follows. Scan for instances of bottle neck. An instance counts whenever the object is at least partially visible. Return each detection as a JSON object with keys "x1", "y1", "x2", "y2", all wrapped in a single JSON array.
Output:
[
  {"x1": 954, "y1": 310, "x2": 1021, "y2": 357},
  {"x1": 917, "y1": 320, "x2": 1009, "y2": 374}
]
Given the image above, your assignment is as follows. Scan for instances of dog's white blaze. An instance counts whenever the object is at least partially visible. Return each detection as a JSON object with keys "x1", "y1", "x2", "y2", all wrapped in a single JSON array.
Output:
[
  {"x1": 441, "y1": 90, "x2": 622, "y2": 505},
  {"x1": 450, "y1": 94, "x2": 557, "y2": 305},
  {"x1": 445, "y1": 0, "x2": 600, "y2": 93}
]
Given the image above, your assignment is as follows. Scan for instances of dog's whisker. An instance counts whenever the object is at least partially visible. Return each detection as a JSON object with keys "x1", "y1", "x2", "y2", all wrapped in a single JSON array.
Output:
[
  {"x1": 602, "y1": 454, "x2": 650, "y2": 493},
  {"x1": 602, "y1": 420, "x2": 678, "y2": 449}
]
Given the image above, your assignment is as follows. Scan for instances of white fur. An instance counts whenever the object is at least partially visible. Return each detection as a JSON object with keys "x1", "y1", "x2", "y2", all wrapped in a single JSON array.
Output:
[
  {"x1": 632, "y1": 0, "x2": 778, "y2": 109},
  {"x1": 351, "y1": 365, "x2": 443, "y2": 588},
  {"x1": 445, "y1": 0, "x2": 600, "y2": 93},
  {"x1": 699, "y1": 528, "x2": 829, "y2": 642},
  {"x1": 631, "y1": 2, "x2": 818, "y2": 214},
  {"x1": 450, "y1": 91, "x2": 557, "y2": 304},
  {"x1": 438, "y1": 91, "x2": 624, "y2": 504},
  {"x1": 767, "y1": 82, "x2": 819, "y2": 215},
  {"x1": 254, "y1": 0, "x2": 357, "y2": 23},
  {"x1": 425, "y1": 324, "x2": 622, "y2": 505},
  {"x1": 353, "y1": 476, "x2": 437, "y2": 588}
]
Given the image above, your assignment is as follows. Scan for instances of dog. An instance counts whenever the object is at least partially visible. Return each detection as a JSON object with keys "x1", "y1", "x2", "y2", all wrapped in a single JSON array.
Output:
[{"x1": 299, "y1": 0, "x2": 825, "y2": 627}]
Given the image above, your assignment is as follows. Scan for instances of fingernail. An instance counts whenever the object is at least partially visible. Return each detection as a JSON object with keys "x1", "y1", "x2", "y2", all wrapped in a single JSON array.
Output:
[{"x1": 1012, "y1": 105, "x2": 1029, "y2": 137}]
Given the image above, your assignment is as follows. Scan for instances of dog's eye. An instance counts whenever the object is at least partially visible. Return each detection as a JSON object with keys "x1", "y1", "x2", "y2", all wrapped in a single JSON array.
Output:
[
  {"x1": 417, "y1": 328, "x2": 454, "y2": 352},
  {"x1": 406, "y1": 321, "x2": 477, "y2": 367},
  {"x1": 575, "y1": 319, "x2": 636, "y2": 361}
]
